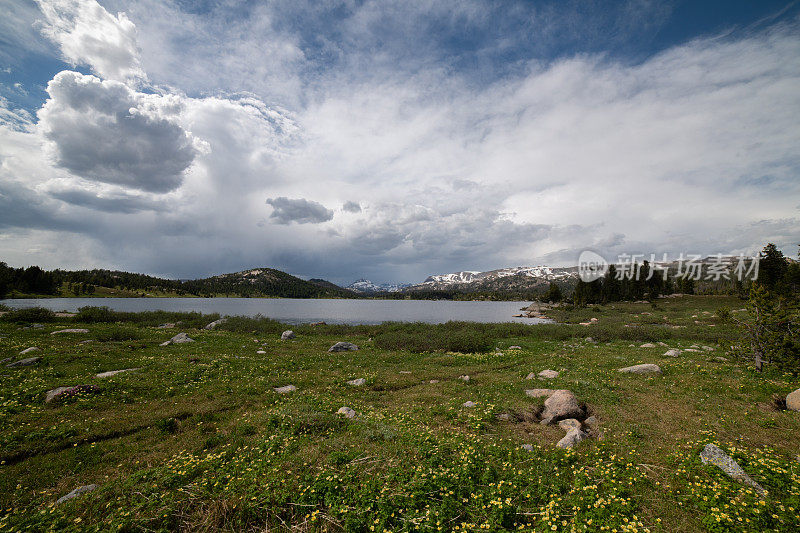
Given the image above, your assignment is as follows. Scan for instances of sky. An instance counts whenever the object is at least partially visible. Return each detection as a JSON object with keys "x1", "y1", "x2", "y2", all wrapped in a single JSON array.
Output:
[{"x1": 0, "y1": 0, "x2": 799, "y2": 285}]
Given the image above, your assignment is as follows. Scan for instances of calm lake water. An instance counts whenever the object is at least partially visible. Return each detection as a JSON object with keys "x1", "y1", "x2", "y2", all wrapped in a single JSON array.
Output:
[{"x1": 0, "y1": 298, "x2": 549, "y2": 325}]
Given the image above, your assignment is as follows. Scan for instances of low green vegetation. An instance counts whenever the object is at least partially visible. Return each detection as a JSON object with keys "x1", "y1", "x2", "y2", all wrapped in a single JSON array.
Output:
[{"x1": 1, "y1": 295, "x2": 798, "y2": 532}]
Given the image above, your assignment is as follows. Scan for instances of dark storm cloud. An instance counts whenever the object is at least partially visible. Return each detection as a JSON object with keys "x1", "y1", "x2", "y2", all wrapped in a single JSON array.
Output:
[
  {"x1": 49, "y1": 187, "x2": 164, "y2": 214},
  {"x1": 266, "y1": 197, "x2": 334, "y2": 224},
  {"x1": 38, "y1": 71, "x2": 197, "y2": 193}
]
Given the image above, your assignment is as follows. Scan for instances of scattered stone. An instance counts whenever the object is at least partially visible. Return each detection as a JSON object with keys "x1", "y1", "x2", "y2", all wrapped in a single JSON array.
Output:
[
  {"x1": 618, "y1": 364, "x2": 662, "y2": 374},
  {"x1": 496, "y1": 413, "x2": 510, "y2": 421},
  {"x1": 541, "y1": 390, "x2": 584, "y2": 424},
  {"x1": 399, "y1": 371, "x2": 412, "y2": 374},
  {"x1": 521, "y1": 444, "x2": 534, "y2": 452},
  {"x1": 537, "y1": 369, "x2": 559, "y2": 380},
  {"x1": 347, "y1": 378, "x2": 366, "y2": 386},
  {"x1": 685, "y1": 348, "x2": 701, "y2": 352},
  {"x1": 274, "y1": 385, "x2": 296, "y2": 394},
  {"x1": 19, "y1": 347, "x2": 40, "y2": 355},
  {"x1": 45, "y1": 384, "x2": 100, "y2": 403},
  {"x1": 328, "y1": 342, "x2": 358, "y2": 352},
  {"x1": 156, "y1": 323, "x2": 175, "y2": 329},
  {"x1": 714, "y1": 356, "x2": 729, "y2": 362},
  {"x1": 664, "y1": 349, "x2": 681, "y2": 357},
  {"x1": 0, "y1": 357, "x2": 12, "y2": 365},
  {"x1": 51, "y1": 329, "x2": 89, "y2": 335},
  {"x1": 281, "y1": 330, "x2": 296, "y2": 340},
  {"x1": 508, "y1": 345, "x2": 522, "y2": 350},
  {"x1": 161, "y1": 332, "x2": 195, "y2": 346},
  {"x1": 462, "y1": 401, "x2": 476, "y2": 408},
  {"x1": 6, "y1": 357, "x2": 41, "y2": 368},
  {"x1": 56, "y1": 485, "x2": 97, "y2": 505},
  {"x1": 257, "y1": 350, "x2": 266, "y2": 354},
  {"x1": 639, "y1": 343, "x2": 655, "y2": 348},
  {"x1": 558, "y1": 418, "x2": 582, "y2": 431},
  {"x1": 337, "y1": 406, "x2": 356, "y2": 419},
  {"x1": 657, "y1": 342, "x2": 668, "y2": 347},
  {"x1": 557, "y1": 428, "x2": 589, "y2": 449},
  {"x1": 702, "y1": 346, "x2": 714, "y2": 352},
  {"x1": 590, "y1": 317, "x2": 598, "y2": 323},
  {"x1": 459, "y1": 375, "x2": 470, "y2": 382},
  {"x1": 700, "y1": 444, "x2": 766, "y2": 495},
  {"x1": 203, "y1": 318, "x2": 227, "y2": 330},
  {"x1": 78, "y1": 340, "x2": 95, "y2": 345},
  {"x1": 584, "y1": 416, "x2": 599, "y2": 429},
  {"x1": 786, "y1": 388, "x2": 800, "y2": 412},
  {"x1": 525, "y1": 389, "x2": 556, "y2": 398},
  {"x1": 429, "y1": 379, "x2": 439, "y2": 384},
  {"x1": 94, "y1": 368, "x2": 139, "y2": 379},
  {"x1": 585, "y1": 337, "x2": 596, "y2": 343}
]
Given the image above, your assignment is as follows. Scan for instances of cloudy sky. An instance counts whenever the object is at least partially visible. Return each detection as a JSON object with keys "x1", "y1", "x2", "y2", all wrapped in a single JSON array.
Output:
[{"x1": 1, "y1": 0, "x2": 799, "y2": 285}]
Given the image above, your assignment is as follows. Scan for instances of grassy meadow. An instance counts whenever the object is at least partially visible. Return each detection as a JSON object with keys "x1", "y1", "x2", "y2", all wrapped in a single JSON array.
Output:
[{"x1": 0, "y1": 296, "x2": 798, "y2": 532}]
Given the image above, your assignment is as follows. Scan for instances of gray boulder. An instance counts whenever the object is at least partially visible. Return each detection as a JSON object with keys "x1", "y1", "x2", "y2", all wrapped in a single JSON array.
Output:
[
  {"x1": 700, "y1": 444, "x2": 766, "y2": 495},
  {"x1": 274, "y1": 384, "x2": 296, "y2": 394},
  {"x1": 462, "y1": 401, "x2": 476, "y2": 408},
  {"x1": 558, "y1": 418, "x2": 582, "y2": 431},
  {"x1": 45, "y1": 384, "x2": 99, "y2": 403},
  {"x1": 161, "y1": 332, "x2": 194, "y2": 346},
  {"x1": 57, "y1": 484, "x2": 97, "y2": 505},
  {"x1": 203, "y1": 318, "x2": 227, "y2": 330},
  {"x1": 7, "y1": 357, "x2": 41, "y2": 368},
  {"x1": 459, "y1": 375, "x2": 470, "y2": 382},
  {"x1": 328, "y1": 342, "x2": 358, "y2": 352},
  {"x1": 281, "y1": 330, "x2": 296, "y2": 340},
  {"x1": 664, "y1": 349, "x2": 681, "y2": 357},
  {"x1": 786, "y1": 388, "x2": 800, "y2": 412},
  {"x1": 508, "y1": 345, "x2": 522, "y2": 350},
  {"x1": 540, "y1": 390, "x2": 583, "y2": 424},
  {"x1": 19, "y1": 347, "x2": 40, "y2": 355},
  {"x1": 639, "y1": 343, "x2": 655, "y2": 348},
  {"x1": 51, "y1": 329, "x2": 89, "y2": 335},
  {"x1": 347, "y1": 378, "x2": 366, "y2": 386},
  {"x1": 557, "y1": 428, "x2": 588, "y2": 449},
  {"x1": 619, "y1": 364, "x2": 662, "y2": 374},
  {"x1": 337, "y1": 406, "x2": 356, "y2": 419},
  {"x1": 537, "y1": 369, "x2": 559, "y2": 380},
  {"x1": 94, "y1": 368, "x2": 140, "y2": 379}
]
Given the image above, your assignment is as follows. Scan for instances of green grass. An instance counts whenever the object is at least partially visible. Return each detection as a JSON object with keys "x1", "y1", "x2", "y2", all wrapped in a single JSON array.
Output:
[{"x1": 0, "y1": 295, "x2": 798, "y2": 532}]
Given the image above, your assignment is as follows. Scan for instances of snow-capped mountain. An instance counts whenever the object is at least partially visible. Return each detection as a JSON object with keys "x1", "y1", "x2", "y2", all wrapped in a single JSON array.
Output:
[
  {"x1": 346, "y1": 279, "x2": 410, "y2": 293},
  {"x1": 411, "y1": 266, "x2": 578, "y2": 291}
]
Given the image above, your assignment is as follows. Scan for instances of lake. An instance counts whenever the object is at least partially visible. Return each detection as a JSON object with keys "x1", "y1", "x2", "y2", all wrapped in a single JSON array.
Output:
[{"x1": 0, "y1": 298, "x2": 549, "y2": 325}]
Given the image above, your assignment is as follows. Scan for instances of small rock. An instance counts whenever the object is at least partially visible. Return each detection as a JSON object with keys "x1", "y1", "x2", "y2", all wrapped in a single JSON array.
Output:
[
  {"x1": 203, "y1": 318, "x2": 227, "y2": 330},
  {"x1": 540, "y1": 390, "x2": 583, "y2": 424},
  {"x1": 347, "y1": 378, "x2": 366, "y2": 386},
  {"x1": 685, "y1": 348, "x2": 701, "y2": 352},
  {"x1": 525, "y1": 389, "x2": 556, "y2": 398},
  {"x1": 256, "y1": 350, "x2": 266, "y2": 354},
  {"x1": 57, "y1": 484, "x2": 97, "y2": 505},
  {"x1": 0, "y1": 357, "x2": 12, "y2": 365},
  {"x1": 19, "y1": 347, "x2": 40, "y2": 355},
  {"x1": 328, "y1": 342, "x2": 358, "y2": 352},
  {"x1": 584, "y1": 416, "x2": 599, "y2": 429},
  {"x1": 399, "y1": 371, "x2": 412, "y2": 374},
  {"x1": 274, "y1": 385, "x2": 296, "y2": 394},
  {"x1": 462, "y1": 401, "x2": 476, "y2": 408},
  {"x1": 156, "y1": 323, "x2": 175, "y2": 329},
  {"x1": 508, "y1": 345, "x2": 522, "y2": 350},
  {"x1": 336, "y1": 406, "x2": 356, "y2": 418},
  {"x1": 94, "y1": 368, "x2": 139, "y2": 379},
  {"x1": 786, "y1": 388, "x2": 800, "y2": 412},
  {"x1": 45, "y1": 384, "x2": 100, "y2": 403},
  {"x1": 585, "y1": 337, "x2": 596, "y2": 343},
  {"x1": 78, "y1": 340, "x2": 95, "y2": 344},
  {"x1": 538, "y1": 369, "x2": 559, "y2": 380},
  {"x1": 521, "y1": 444, "x2": 534, "y2": 452},
  {"x1": 618, "y1": 364, "x2": 662, "y2": 374},
  {"x1": 558, "y1": 418, "x2": 582, "y2": 431},
  {"x1": 714, "y1": 356, "x2": 729, "y2": 362},
  {"x1": 663, "y1": 349, "x2": 681, "y2": 357},
  {"x1": 639, "y1": 343, "x2": 655, "y2": 348},
  {"x1": 557, "y1": 428, "x2": 588, "y2": 449},
  {"x1": 45, "y1": 386, "x2": 72, "y2": 403},
  {"x1": 590, "y1": 317, "x2": 598, "y2": 323},
  {"x1": 6, "y1": 357, "x2": 41, "y2": 368},
  {"x1": 496, "y1": 413, "x2": 510, "y2": 421},
  {"x1": 281, "y1": 330, "x2": 296, "y2": 340},
  {"x1": 700, "y1": 444, "x2": 766, "y2": 495},
  {"x1": 162, "y1": 332, "x2": 195, "y2": 346},
  {"x1": 657, "y1": 341, "x2": 668, "y2": 347},
  {"x1": 459, "y1": 375, "x2": 470, "y2": 382},
  {"x1": 429, "y1": 379, "x2": 439, "y2": 384},
  {"x1": 51, "y1": 329, "x2": 89, "y2": 335},
  {"x1": 702, "y1": 346, "x2": 714, "y2": 352}
]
